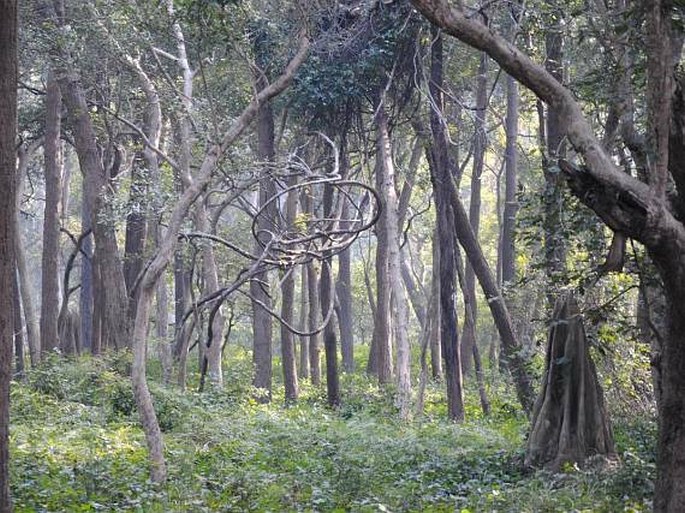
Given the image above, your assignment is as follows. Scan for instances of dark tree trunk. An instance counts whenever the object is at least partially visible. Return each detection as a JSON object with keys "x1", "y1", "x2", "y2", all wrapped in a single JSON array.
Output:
[
  {"x1": 321, "y1": 176, "x2": 340, "y2": 407},
  {"x1": 123, "y1": 159, "x2": 148, "y2": 314},
  {"x1": 525, "y1": 294, "x2": 614, "y2": 470},
  {"x1": 427, "y1": 30, "x2": 464, "y2": 421},
  {"x1": 462, "y1": 52, "x2": 489, "y2": 375},
  {"x1": 0, "y1": 0, "x2": 17, "y2": 506},
  {"x1": 251, "y1": 61, "x2": 276, "y2": 399},
  {"x1": 41, "y1": 72, "x2": 62, "y2": 354}
]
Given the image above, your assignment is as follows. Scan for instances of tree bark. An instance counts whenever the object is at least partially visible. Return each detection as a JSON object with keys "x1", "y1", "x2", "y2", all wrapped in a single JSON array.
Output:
[
  {"x1": 298, "y1": 266, "x2": 310, "y2": 379},
  {"x1": 0, "y1": 0, "x2": 17, "y2": 507},
  {"x1": 427, "y1": 29, "x2": 464, "y2": 421},
  {"x1": 15, "y1": 145, "x2": 41, "y2": 365},
  {"x1": 373, "y1": 156, "x2": 393, "y2": 384},
  {"x1": 307, "y1": 260, "x2": 322, "y2": 385},
  {"x1": 501, "y1": 73, "x2": 519, "y2": 286},
  {"x1": 40, "y1": 72, "x2": 62, "y2": 355},
  {"x1": 321, "y1": 167, "x2": 340, "y2": 407},
  {"x1": 280, "y1": 181, "x2": 299, "y2": 402},
  {"x1": 377, "y1": 107, "x2": 412, "y2": 419},
  {"x1": 462, "y1": 52, "x2": 489, "y2": 375}
]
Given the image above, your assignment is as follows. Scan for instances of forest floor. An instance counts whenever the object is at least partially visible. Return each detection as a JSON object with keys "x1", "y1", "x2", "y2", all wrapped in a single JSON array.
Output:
[{"x1": 10, "y1": 350, "x2": 655, "y2": 512}]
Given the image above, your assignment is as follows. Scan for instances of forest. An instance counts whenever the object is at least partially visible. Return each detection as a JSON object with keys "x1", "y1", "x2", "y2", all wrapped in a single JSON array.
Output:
[{"x1": 0, "y1": 0, "x2": 683, "y2": 511}]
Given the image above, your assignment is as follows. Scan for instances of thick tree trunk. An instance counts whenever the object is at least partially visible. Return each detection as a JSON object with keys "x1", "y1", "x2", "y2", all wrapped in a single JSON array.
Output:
[
  {"x1": 377, "y1": 107, "x2": 412, "y2": 419},
  {"x1": 0, "y1": 0, "x2": 17, "y2": 506},
  {"x1": 251, "y1": 63, "x2": 277, "y2": 399},
  {"x1": 525, "y1": 293, "x2": 614, "y2": 470},
  {"x1": 41, "y1": 72, "x2": 62, "y2": 354},
  {"x1": 462, "y1": 52, "x2": 489, "y2": 375}
]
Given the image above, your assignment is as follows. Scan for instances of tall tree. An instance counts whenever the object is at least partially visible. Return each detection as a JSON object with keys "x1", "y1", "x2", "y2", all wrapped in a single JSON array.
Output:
[
  {"x1": 426, "y1": 29, "x2": 464, "y2": 421},
  {"x1": 462, "y1": 51, "x2": 489, "y2": 374},
  {"x1": 0, "y1": 0, "x2": 17, "y2": 508},
  {"x1": 40, "y1": 72, "x2": 62, "y2": 354},
  {"x1": 377, "y1": 107, "x2": 412, "y2": 419}
]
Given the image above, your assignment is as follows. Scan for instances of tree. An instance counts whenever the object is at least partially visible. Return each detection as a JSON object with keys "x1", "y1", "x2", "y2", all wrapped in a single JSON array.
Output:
[
  {"x1": 0, "y1": 0, "x2": 17, "y2": 508},
  {"x1": 40, "y1": 72, "x2": 62, "y2": 354},
  {"x1": 525, "y1": 293, "x2": 615, "y2": 470},
  {"x1": 409, "y1": 0, "x2": 683, "y2": 510}
]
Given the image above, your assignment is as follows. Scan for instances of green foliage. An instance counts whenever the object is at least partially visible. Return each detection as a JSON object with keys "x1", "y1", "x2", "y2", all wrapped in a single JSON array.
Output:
[{"x1": 9, "y1": 355, "x2": 656, "y2": 512}]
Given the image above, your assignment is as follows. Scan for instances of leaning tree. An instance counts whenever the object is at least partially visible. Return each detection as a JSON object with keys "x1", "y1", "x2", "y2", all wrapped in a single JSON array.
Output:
[{"x1": 409, "y1": 0, "x2": 684, "y2": 511}]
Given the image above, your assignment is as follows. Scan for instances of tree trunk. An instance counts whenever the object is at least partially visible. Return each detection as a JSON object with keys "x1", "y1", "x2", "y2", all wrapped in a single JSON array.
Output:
[
  {"x1": 15, "y1": 148, "x2": 40, "y2": 365},
  {"x1": 541, "y1": 4, "x2": 567, "y2": 301},
  {"x1": 0, "y1": 0, "x2": 17, "y2": 506},
  {"x1": 251, "y1": 57, "x2": 277, "y2": 399},
  {"x1": 427, "y1": 29, "x2": 464, "y2": 421},
  {"x1": 429, "y1": 232, "x2": 443, "y2": 381},
  {"x1": 501, "y1": 72, "x2": 519, "y2": 286},
  {"x1": 298, "y1": 266, "x2": 310, "y2": 379},
  {"x1": 525, "y1": 293, "x2": 614, "y2": 470},
  {"x1": 12, "y1": 271, "x2": 24, "y2": 379},
  {"x1": 40, "y1": 72, "x2": 62, "y2": 355},
  {"x1": 307, "y1": 260, "x2": 322, "y2": 385},
  {"x1": 462, "y1": 52, "x2": 489, "y2": 375},
  {"x1": 373, "y1": 156, "x2": 393, "y2": 385},
  {"x1": 377, "y1": 107, "x2": 412, "y2": 419},
  {"x1": 336, "y1": 234, "x2": 355, "y2": 373},
  {"x1": 280, "y1": 182, "x2": 299, "y2": 402},
  {"x1": 58, "y1": 76, "x2": 131, "y2": 350}
]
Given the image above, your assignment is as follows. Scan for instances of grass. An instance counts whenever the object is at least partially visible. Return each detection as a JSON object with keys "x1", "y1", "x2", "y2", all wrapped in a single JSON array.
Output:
[{"x1": 9, "y1": 351, "x2": 656, "y2": 512}]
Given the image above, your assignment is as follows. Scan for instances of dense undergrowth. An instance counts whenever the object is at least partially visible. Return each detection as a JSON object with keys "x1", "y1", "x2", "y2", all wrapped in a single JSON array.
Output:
[{"x1": 10, "y1": 351, "x2": 656, "y2": 512}]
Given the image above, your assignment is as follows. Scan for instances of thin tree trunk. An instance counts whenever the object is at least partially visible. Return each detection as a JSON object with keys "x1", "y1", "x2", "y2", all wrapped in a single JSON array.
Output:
[
  {"x1": 373, "y1": 156, "x2": 393, "y2": 385},
  {"x1": 429, "y1": 228, "x2": 443, "y2": 381},
  {"x1": 15, "y1": 147, "x2": 40, "y2": 365},
  {"x1": 321, "y1": 165, "x2": 340, "y2": 407},
  {"x1": 12, "y1": 271, "x2": 24, "y2": 379},
  {"x1": 427, "y1": 29, "x2": 464, "y2": 421},
  {"x1": 298, "y1": 266, "x2": 310, "y2": 379},
  {"x1": 336, "y1": 234, "x2": 355, "y2": 372},
  {"x1": 307, "y1": 260, "x2": 322, "y2": 385},
  {"x1": 280, "y1": 182, "x2": 299, "y2": 402},
  {"x1": 41, "y1": 72, "x2": 62, "y2": 354},
  {"x1": 501, "y1": 73, "x2": 519, "y2": 286}
]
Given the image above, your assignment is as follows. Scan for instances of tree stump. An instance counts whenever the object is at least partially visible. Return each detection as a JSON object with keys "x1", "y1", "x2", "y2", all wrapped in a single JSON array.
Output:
[{"x1": 525, "y1": 292, "x2": 615, "y2": 470}]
